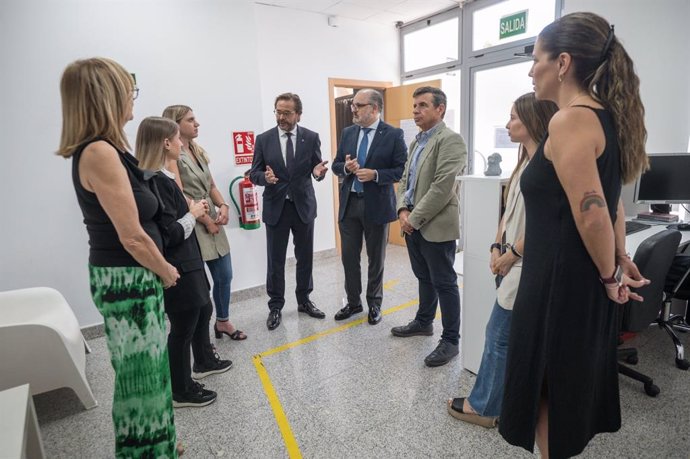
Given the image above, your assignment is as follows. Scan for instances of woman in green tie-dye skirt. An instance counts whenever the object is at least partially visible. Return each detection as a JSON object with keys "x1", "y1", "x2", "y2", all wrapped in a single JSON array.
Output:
[{"x1": 58, "y1": 58, "x2": 182, "y2": 457}]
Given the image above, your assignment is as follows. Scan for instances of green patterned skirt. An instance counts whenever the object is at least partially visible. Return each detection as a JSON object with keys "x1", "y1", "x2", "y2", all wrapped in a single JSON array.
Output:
[{"x1": 89, "y1": 265, "x2": 177, "y2": 458}]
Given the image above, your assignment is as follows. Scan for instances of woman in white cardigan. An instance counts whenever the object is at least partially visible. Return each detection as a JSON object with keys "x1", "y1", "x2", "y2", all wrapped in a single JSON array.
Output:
[{"x1": 447, "y1": 93, "x2": 558, "y2": 427}]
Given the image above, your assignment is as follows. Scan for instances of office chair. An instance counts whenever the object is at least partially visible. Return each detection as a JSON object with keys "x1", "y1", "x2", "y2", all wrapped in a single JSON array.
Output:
[
  {"x1": 661, "y1": 250, "x2": 690, "y2": 370},
  {"x1": 618, "y1": 229, "x2": 681, "y2": 397}
]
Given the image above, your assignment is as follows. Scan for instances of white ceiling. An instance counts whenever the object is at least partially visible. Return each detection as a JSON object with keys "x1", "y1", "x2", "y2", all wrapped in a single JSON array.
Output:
[{"x1": 255, "y1": 0, "x2": 464, "y2": 26}]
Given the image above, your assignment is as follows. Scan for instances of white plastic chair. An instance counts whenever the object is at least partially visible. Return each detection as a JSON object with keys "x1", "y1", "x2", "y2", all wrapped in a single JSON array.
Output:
[{"x1": 0, "y1": 287, "x2": 98, "y2": 409}]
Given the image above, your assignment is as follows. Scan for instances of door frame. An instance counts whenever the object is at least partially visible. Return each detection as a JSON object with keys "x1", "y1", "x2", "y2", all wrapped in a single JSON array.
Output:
[{"x1": 327, "y1": 78, "x2": 392, "y2": 253}]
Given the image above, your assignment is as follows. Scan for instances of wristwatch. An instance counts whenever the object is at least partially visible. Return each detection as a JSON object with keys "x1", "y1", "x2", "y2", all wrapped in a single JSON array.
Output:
[
  {"x1": 508, "y1": 243, "x2": 522, "y2": 258},
  {"x1": 490, "y1": 243, "x2": 502, "y2": 253},
  {"x1": 600, "y1": 265, "x2": 622, "y2": 287}
]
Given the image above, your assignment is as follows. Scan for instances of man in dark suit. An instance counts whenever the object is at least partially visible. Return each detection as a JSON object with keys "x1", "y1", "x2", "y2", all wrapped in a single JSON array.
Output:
[
  {"x1": 249, "y1": 93, "x2": 329, "y2": 330},
  {"x1": 332, "y1": 89, "x2": 407, "y2": 325}
]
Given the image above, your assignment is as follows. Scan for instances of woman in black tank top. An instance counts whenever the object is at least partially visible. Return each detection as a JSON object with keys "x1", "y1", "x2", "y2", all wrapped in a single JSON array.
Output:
[
  {"x1": 58, "y1": 58, "x2": 181, "y2": 458},
  {"x1": 498, "y1": 13, "x2": 650, "y2": 459}
]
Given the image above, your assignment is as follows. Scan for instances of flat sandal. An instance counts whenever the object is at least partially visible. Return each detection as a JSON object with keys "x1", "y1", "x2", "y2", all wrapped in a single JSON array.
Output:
[{"x1": 447, "y1": 398, "x2": 498, "y2": 428}]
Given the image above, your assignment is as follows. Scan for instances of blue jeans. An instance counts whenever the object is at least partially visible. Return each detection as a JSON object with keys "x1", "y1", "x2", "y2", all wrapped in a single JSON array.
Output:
[
  {"x1": 206, "y1": 253, "x2": 233, "y2": 321},
  {"x1": 467, "y1": 300, "x2": 512, "y2": 417}
]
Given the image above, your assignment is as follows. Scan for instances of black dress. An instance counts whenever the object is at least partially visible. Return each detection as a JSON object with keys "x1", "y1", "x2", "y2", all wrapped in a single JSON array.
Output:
[{"x1": 499, "y1": 107, "x2": 622, "y2": 458}]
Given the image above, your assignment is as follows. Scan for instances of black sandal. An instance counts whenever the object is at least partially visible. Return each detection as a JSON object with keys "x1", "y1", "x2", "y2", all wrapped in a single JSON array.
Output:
[{"x1": 229, "y1": 330, "x2": 247, "y2": 341}]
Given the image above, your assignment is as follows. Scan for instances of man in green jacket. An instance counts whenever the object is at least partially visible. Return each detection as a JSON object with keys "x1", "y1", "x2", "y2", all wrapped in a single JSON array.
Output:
[{"x1": 392, "y1": 86, "x2": 467, "y2": 367}]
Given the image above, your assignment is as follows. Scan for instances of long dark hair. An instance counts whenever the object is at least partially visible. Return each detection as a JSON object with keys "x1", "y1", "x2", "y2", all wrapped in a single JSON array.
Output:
[
  {"x1": 504, "y1": 93, "x2": 558, "y2": 203},
  {"x1": 538, "y1": 12, "x2": 648, "y2": 183}
]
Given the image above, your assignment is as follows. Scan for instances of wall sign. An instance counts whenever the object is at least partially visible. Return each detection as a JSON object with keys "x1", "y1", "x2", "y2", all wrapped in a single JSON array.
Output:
[
  {"x1": 500, "y1": 10, "x2": 528, "y2": 40},
  {"x1": 233, "y1": 131, "x2": 255, "y2": 165}
]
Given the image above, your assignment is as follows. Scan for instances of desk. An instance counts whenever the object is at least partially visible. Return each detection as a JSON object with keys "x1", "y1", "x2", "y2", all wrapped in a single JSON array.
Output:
[
  {"x1": 626, "y1": 221, "x2": 690, "y2": 254},
  {"x1": 0, "y1": 384, "x2": 46, "y2": 459}
]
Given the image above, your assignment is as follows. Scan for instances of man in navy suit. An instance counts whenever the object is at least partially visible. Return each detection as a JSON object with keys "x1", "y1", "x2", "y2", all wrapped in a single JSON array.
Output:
[
  {"x1": 332, "y1": 89, "x2": 407, "y2": 325},
  {"x1": 249, "y1": 93, "x2": 329, "y2": 330}
]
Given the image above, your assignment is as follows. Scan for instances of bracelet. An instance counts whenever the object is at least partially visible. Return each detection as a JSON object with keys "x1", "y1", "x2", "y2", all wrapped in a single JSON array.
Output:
[
  {"x1": 508, "y1": 244, "x2": 522, "y2": 258},
  {"x1": 490, "y1": 243, "x2": 502, "y2": 253},
  {"x1": 219, "y1": 203, "x2": 229, "y2": 208}
]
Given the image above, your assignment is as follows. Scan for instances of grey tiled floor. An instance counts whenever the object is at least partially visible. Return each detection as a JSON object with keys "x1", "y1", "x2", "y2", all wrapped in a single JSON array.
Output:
[{"x1": 34, "y1": 245, "x2": 690, "y2": 458}]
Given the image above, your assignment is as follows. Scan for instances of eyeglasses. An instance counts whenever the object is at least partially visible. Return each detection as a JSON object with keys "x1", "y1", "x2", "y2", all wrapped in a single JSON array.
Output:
[
  {"x1": 132, "y1": 87, "x2": 139, "y2": 100},
  {"x1": 350, "y1": 103, "x2": 371, "y2": 111},
  {"x1": 274, "y1": 110, "x2": 295, "y2": 117}
]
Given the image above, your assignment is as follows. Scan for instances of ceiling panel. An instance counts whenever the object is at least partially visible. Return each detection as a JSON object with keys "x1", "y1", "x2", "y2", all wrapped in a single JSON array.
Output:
[
  {"x1": 323, "y1": 2, "x2": 378, "y2": 20},
  {"x1": 256, "y1": 0, "x2": 461, "y2": 25}
]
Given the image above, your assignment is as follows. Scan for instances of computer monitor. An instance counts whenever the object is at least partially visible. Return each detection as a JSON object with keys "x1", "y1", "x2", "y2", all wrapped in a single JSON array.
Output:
[{"x1": 634, "y1": 153, "x2": 690, "y2": 204}]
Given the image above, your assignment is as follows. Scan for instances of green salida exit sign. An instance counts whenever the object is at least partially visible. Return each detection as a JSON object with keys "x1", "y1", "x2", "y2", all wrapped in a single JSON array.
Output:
[{"x1": 500, "y1": 10, "x2": 528, "y2": 39}]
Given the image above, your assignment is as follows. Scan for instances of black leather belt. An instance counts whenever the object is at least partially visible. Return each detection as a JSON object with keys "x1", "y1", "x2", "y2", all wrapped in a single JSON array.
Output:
[{"x1": 350, "y1": 192, "x2": 364, "y2": 198}]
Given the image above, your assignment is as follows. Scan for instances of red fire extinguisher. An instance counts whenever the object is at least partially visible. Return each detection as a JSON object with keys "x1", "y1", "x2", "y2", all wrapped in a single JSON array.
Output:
[{"x1": 229, "y1": 171, "x2": 261, "y2": 230}]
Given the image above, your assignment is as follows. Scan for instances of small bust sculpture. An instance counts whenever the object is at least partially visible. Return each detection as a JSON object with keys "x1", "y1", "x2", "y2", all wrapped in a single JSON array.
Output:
[{"x1": 484, "y1": 152, "x2": 502, "y2": 176}]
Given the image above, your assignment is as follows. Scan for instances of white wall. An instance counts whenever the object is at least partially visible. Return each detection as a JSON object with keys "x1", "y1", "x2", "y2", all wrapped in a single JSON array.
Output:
[
  {"x1": 253, "y1": 4, "x2": 400, "y2": 253},
  {"x1": 564, "y1": 0, "x2": 690, "y2": 153},
  {"x1": 0, "y1": 0, "x2": 262, "y2": 326},
  {"x1": 564, "y1": 0, "x2": 690, "y2": 216},
  {"x1": 0, "y1": 0, "x2": 400, "y2": 326}
]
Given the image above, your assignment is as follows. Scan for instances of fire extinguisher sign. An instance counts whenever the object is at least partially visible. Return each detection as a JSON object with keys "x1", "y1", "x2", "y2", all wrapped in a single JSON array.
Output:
[{"x1": 233, "y1": 131, "x2": 255, "y2": 165}]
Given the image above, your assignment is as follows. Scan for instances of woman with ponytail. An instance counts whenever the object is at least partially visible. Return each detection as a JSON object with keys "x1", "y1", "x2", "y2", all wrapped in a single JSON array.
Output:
[{"x1": 498, "y1": 12, "x2": 649, "y2": 458}]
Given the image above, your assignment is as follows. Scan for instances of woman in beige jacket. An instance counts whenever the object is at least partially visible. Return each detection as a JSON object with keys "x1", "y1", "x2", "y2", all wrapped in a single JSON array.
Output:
[
  {"x1": 163, "y1": 105, "x2": 246, "y2": 341},
  {"x1": 447, "y1": 93, "x2": 557, "y2": 427}
]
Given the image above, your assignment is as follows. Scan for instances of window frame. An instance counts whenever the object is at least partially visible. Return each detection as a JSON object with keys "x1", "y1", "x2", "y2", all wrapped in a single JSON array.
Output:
[
  {"x1": 399, "y1": 7, "x2": 461, "y2": 82},
  {"x1": 399, "y1": 0, "x2": 562, "y2": 173}
]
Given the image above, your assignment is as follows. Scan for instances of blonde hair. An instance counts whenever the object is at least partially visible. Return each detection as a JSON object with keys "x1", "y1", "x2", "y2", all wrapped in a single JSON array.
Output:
[
  {"x1": 161, "y1": 104, "x2": 208, "y2": 163},
  {"x1": 57, "y1": 57, "x2": 134, "y2": 157},
  {"x1": 539, "y1": 12, "x2": 648, "y2": 183},
  {"x1": 135, "y1": 117, "x2": 180, "y2": 171}
]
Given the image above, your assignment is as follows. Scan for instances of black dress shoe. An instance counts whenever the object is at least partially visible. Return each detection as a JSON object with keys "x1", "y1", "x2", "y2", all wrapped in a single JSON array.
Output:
[
  {"x1": 297, "y1": 300, "x2": 325, "y2": 319},
  {"x1": 424, "y1": 340, "x2": 459, "y2": 367},
  {"x1": 334, "y1": 303, "x2": 363, "y2": 321},
  {"x1": 391, "y1": 319, "x2": 433, "y2": 337},
  {"x1": 368, "y1": 305, "x2": 382, "y2": 325},
  {"x1": 267, "y1": 309, "x2": 282, "y2": 330}
]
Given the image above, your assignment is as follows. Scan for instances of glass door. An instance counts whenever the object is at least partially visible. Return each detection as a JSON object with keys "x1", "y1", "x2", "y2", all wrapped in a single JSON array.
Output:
[{"x1": 468, "y1": 59, "x2": 533, "y2": 175}]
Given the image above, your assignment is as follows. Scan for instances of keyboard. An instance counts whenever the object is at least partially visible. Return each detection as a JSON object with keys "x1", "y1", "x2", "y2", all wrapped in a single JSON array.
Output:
[{"x1": 625, "y1": 221, "x2": 652, "y2": 235}]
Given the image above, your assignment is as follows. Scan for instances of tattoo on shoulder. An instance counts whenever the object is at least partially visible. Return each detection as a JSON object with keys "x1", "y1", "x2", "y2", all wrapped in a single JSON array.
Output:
[{"x1": 580, "y1": 190, "x2": 606, "y2": 212}]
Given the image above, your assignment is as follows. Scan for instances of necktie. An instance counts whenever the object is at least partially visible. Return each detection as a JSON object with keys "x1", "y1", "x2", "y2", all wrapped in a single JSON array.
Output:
[
  {"x1": 354, "y1": 128, "x2": 372, "y2": 193},
  {"x1": 285, "y1": 132, "x2": 294, "y2": 174}
]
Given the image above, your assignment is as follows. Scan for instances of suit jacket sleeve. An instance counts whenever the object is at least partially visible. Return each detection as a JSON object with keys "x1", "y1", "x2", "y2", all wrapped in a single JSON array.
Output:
[
  {"x1": 375, "y1": 127, "x2": 407, "y2": 185},
  {"x1": 155, "y1": 176, "x2": 187, "y2": 249},
  {"x1": 408, "y1": 131, "x2": 466, "y2": 230},
  {"x1": 332, "y1": 128, "x2": 350, "y2": 178},
  {"x1": 249, "y1": 133, "x2": 268, "y2": 186},
  {"x1": 310, "y1": 132, "x2": 325, "y2": 181}
]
